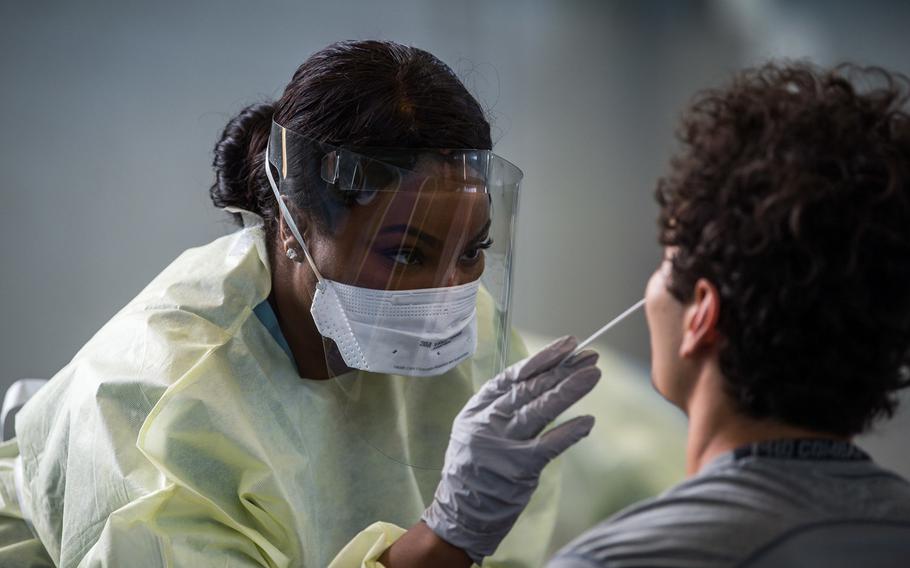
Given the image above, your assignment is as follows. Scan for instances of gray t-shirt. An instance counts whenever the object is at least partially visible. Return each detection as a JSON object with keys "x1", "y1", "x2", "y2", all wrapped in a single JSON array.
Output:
[{"x1": 548, "y1": 440, "x2": 910, "y2": 568}]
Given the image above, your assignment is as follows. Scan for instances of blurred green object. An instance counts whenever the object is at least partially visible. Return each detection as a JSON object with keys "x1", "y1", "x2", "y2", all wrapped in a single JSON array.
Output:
[{"x1": 519, "y1": 331, "x2": 687, "y2": 554}]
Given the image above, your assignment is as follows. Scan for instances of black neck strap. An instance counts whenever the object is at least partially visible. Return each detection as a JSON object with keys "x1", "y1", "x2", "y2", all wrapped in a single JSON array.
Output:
[{"x1": 733, "y1": 438, "x2": 870, "y2": 462}]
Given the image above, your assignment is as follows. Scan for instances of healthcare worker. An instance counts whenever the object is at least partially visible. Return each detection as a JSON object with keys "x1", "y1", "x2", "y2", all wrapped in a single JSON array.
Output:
[{"x1": 0, "y1": 40, "x2": 600, "y2": 567}]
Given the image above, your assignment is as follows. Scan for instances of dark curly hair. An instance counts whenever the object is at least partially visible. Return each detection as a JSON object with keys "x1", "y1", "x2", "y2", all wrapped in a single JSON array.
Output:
[{"x1": 657, "y1": 62, "x2": 910, "y2": 436}]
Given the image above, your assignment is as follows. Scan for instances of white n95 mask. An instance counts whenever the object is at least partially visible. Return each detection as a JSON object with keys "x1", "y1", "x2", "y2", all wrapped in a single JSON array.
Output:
[
  {"x1": 311, "y1": 278, "x2": 479, "y2": 376},
  {"x1": 265, "y1": 146, "x2": 480, "y2": 377}
]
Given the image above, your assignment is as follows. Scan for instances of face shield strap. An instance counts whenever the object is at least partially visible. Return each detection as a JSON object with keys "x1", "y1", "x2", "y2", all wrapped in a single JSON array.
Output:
[{"x1": 264, "y1": 140, "x2": 325, "y2": 284}]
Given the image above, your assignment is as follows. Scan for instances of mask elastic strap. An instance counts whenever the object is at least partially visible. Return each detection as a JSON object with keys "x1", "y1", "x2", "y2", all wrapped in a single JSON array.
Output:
[{"x1": 264, "y1": 143, "x2": 325, "y2": 283}]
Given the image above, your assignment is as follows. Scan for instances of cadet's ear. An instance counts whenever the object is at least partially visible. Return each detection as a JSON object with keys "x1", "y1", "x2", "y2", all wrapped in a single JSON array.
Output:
[{"x1": 679, "y1": 278, "x2": 721, "y2": 358}]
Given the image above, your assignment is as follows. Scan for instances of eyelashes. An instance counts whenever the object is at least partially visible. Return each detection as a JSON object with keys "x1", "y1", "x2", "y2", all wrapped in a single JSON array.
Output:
[
  {"x1": 382, "y1": 238, "x2": 493, "y2": 267},
  {"x1": 462, "y1": 238, "x2": 493, "y2": 262}
]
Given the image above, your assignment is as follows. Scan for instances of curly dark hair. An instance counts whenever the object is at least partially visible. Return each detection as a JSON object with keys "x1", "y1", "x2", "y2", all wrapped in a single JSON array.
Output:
[{"x1": 657, "y1": 62, "x2": 910, "y2": 436}]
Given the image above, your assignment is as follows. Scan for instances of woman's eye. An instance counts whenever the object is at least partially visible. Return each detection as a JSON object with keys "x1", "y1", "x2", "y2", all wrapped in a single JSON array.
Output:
[
  {"x1": 460, "y1": 238, "x2": 493, "y2": 263},
  {"x1": 388, "y1": 249, "x2": 422, "y2": 266},
  {"x1": 461, "y1": 248, "x2": 482, "y2": 261}
]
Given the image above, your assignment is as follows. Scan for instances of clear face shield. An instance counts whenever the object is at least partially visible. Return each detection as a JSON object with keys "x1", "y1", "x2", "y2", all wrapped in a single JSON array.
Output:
[{"x1": 264, "y1": 121, "x2": 522, "y2": 468}]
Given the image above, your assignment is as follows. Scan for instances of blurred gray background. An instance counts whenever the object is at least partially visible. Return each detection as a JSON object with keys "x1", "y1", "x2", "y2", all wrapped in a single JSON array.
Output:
[{"x1": 1, "y1": 0, "x2": 908, "y2": 478}]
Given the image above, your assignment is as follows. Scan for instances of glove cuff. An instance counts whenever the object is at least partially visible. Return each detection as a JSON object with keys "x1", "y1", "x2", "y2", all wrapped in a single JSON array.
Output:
[{"x1": 422, "y1": 501, "x2": 503, "y2": 566}]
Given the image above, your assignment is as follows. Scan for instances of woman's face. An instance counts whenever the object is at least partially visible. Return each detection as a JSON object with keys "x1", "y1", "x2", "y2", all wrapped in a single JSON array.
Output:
[{"x1": 306, "y1": 187, "x2": 491, "y2": 291}]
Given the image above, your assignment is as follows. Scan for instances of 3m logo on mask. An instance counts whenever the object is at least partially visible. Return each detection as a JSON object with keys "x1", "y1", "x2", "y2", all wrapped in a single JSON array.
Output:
[{"x1": 419, "y1": 330, "x2": 464, "y2": 350}]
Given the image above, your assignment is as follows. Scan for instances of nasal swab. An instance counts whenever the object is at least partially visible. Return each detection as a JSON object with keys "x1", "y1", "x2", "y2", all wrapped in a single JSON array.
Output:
[{"x1": 568, "y1": 298, "x2": 646, "y2": 358}]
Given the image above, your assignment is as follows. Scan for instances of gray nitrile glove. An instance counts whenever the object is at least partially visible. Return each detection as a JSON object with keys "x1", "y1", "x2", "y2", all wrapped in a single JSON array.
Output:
[{"x1": 422, "y1": 335, "x2": 600, "y2": 565}]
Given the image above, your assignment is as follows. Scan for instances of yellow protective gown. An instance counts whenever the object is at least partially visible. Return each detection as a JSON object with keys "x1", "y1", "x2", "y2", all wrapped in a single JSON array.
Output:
[{"x1": 0, "y1": 224, "x2": 559, "y2": 567}]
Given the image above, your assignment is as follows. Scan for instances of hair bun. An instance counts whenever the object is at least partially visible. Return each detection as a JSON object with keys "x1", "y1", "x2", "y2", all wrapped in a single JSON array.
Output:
[{"x1": 210, "y1": 101, "x2": 276, "y2": 215}]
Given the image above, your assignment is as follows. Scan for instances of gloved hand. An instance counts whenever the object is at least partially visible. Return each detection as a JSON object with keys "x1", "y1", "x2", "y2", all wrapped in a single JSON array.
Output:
[{"x1": 422, "y1": 335, "x2": 601, "y2": 565}]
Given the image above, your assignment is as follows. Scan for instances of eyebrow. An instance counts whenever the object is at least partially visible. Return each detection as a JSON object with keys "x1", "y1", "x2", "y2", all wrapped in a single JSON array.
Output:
[
  {"x1": 378, "y1": 224, "x2": 443, "y2": 247},
  {"x1": 378, "y1": 220, "x2": 491, "y2": 248}
]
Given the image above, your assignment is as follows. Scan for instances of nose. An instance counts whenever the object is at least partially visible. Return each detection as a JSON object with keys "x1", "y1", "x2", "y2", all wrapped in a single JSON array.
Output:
[
  {"x1": 440, "y1": 265, "x2": 478, "y2": 288},
  {"x1": 443, "y1": 270, "x2": 461, "y2": 287}
]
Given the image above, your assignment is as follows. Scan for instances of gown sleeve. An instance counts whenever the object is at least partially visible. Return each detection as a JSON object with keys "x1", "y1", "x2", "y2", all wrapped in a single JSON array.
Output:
[{"x1": 0, "y1": 439, "x2": 55, "y2": 567}]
